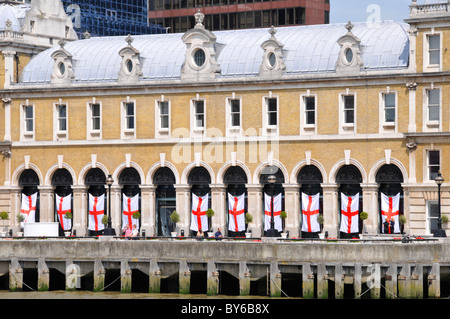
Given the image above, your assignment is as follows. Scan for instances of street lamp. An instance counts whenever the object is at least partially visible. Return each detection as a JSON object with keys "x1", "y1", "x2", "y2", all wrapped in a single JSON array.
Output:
[
  {"x1": 434, "y1": 170, "x2": 446, "y2": 237},
  {"x1": 266, "y1": 174, "x2": 277, "y2": 237},
  {"x1": 104, "y1": 174, "x2": 116, "y2": 236}
]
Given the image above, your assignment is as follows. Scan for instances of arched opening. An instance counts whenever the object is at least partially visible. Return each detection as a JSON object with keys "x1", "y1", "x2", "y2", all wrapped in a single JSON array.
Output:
[
  {"x1": 224, "y1": 166, "x2": 248, "y2": 237},
  {"x1": 336, "y1": 165, "x2": 362, "y2": 239},
  {"x1": 188, "y1": 166, "x2": 211, "y2": 236},
  {"x1": 298, "y1": 165, "x2": 323, "y2": 239},
  {"x1": 260, "y1": 165, "x2": 285, "y2": 237},
  {"x1": 85, "y1": 168, "x2": 106, "y2": 236},
  {"x1": 52, "y1": 168, "x2": 73, "y2": 236},
  {"x1": 119, "y1": 167, "x2": 141, "y2": 236},
  {"x1": 376, "y1": 164, "x2": 404, "y2": 235},
  {"x1": 19, "y1": 169, "x2": 40, "y2": 225},
  {"x1": 154, "y1": 167, "x2": 176, "y2": 236}
]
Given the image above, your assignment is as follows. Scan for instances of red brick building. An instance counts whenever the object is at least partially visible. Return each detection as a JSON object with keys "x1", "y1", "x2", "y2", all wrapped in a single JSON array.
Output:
[{"x1": 149, "y1": 0, "x2": 330, "y2": 33}]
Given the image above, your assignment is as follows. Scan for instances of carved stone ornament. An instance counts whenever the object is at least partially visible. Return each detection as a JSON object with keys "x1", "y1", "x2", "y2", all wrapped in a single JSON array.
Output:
[
  {"x1": 336, "y1": 21, "x2": 364, "y2": 74},
  {"x1": 181, "y1": 11, "x2": 221, "y2": 81},
  {"x1": 50, "y1": 40, "x2": 75, "y2": 85},
  {"x1": 118, "y1": 34, "x2": 143, "y2": 84},
  {"x1": 259, "y1": 26, "x2": 286, "y2": 79}
]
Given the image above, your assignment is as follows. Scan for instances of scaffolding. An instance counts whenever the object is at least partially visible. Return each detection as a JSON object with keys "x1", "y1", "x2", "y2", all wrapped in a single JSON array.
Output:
[{"x1": 61, "y1": 0, "x2": 166, "y2": 37}]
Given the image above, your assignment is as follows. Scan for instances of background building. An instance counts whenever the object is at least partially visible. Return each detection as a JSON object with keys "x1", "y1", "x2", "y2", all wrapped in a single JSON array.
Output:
[
  {"x1": 60, "y1": 0, "x2": 166, "y2": 37},
  {"x1": 149, "y1": 0, "x2": 330, "y2": 33}
]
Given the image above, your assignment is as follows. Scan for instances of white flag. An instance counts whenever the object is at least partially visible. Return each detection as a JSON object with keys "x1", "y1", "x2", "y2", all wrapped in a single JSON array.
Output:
[
  {"x1": 340, "y1": 193, "x2": 359, "y2": 234},
  {"x1": 301, "y1": 193, "x2": 320, "y2": 233},
  {"x1": 88, "y1": 194, "x2": 105, "y2": 231},
  {"x1": 381, "y1": 192, "x2": 400, "y2": 234},
  {"x1": 20, "y1": 192, "x2": 37, "y2": 226},
  {"x1": 56, "y1": 194, "x2": 72, "y2": 231},
  {"x1": 190, "y1": 193, "x2": 209, "y2": 232},
  {"x1": 264, "y1": 193, "x2": 282, "y2": 232},
  {"x1": 122, "y1": 194, "x2": 140, "y2": 230},
  {"x1": 228, "y1": 193, "x2": 246, "y2": 232}
]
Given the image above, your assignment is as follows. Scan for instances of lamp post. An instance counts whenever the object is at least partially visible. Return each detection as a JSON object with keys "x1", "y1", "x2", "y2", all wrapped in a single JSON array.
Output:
[
  {"x1": 434, "y1": 170, "x2": 446, "y2": 237},
  {"x1": 266, "y1": 174, "x2": 277, "y2": 237},
  {"x1": 104, "y1": 174, "x2": 116, "y2": 236}
]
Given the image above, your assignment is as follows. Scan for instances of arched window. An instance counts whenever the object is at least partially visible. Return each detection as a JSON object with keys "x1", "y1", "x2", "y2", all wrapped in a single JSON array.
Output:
[
  {"x1": 298, "y1": 165, "x2": 323, "y2": 238},
  {"x1": 336, "y1": 165, "x2": 363, "y2": 238},
  {"x1": 19, "y1": 169, "x2": 40, "y2": 223},
  {"x1": 376, "y1": 164, "x2": 404, "y2": 234},
  {"x1": 224, "y1": 166, "x2": 248, "y2": 237},
  {"x1": 154, "y1": 167, "x2": 176, "y2": 236},
  {"x1": 52, "y1": 168, "x2": 73, "y2": 235},
  {"x1": 85, "y1": 168, "x2": 106, "y2": 236},
  {"x1": 188, "y1": 166, "x2": 212, "y2": 235},
  {"x1": 260, "y1": 165, "x2": 285, "y2": 236}
]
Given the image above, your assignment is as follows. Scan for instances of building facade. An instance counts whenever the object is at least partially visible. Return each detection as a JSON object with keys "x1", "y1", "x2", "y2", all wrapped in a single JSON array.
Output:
[
  {"x1": 148, "y1": 0, "x2": 330, "y2": 33},
  {"x1": 0, "y1": 0, "x2": 448, "y2": 238},
  {"x1": 60, "y1": 0, "x2": 166, "y2": 38}
]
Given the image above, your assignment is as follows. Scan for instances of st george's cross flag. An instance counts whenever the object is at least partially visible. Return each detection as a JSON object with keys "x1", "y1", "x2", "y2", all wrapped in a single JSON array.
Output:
[
  {"x1": 190, "y1": 193, "x2": 209, "y2": 232},
  {"x1": 20, "y1": 192, "x2": 37, "y2": 226},
  {"x1": 55, "y1": 194, "x2": 72, "y2": 231},
  {"x1": 88, "y1": 194, "x2": 105, "y2": 231},
  {"x1": 381, "y1": 192, "x2": 400, "y2": 234},
  {"x1": 301, "y1": 193, "x2": 320, "y2": 233},
  {"x1": 264, "y1": 193, "x2": 282, "y2": 232},
  {"x1": 340, "y1": 193, "x2": 360, "y2": 234},
  {"x1": 228, "y1": 193, "x2": 246, "y2": 232},
  {"x1": 122, "y1": 193, "x2": 139, "y2": 230}
]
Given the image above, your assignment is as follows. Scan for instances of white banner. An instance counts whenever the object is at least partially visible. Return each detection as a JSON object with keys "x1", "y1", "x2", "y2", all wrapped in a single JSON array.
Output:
[
  {"x1": 190, "y1": 193, "x2": 209, "y2": 232},
  {"x1": 340, "y1": 193, "x2": 359, "y2": 234},
  {"x1": 264, "y1": 193, "x2": 282, "y2": 232},
  {"x1": 301, "y1": 193, "x2": 320, "y2": 233},
  {"x1": 228, "y1": 193, "x2": 246, "y2": 232},
  {"x1": 56, "y1": 194, "x2": 72, "y2": 231}
]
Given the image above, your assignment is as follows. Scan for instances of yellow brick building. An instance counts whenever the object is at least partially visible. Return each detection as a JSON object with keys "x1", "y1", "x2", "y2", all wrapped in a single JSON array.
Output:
[{"x1": 0, "y1": 1, "x2": 448, "y2": 238}]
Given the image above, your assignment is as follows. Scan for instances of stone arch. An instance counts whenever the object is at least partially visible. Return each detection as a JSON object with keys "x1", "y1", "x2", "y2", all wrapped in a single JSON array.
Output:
[
  {"x1": 290, "y1": 159, "x2": 327, "y2": 185},
  {"x1": 329, "y1": 158, "x2": 367, "y2": 184},
  {"x1": 217, "y1": 160, "x2": 252, "y2": 185},
  {"x1": 181, "y1": 161, "x2": 215, "y2": 185},
  {"x1": 113, "y1": 162, "x2": 145, "y2": 186},
  {"x1": 147, "y1": 161, "x2": 180, "y2": 185},
  {"x1": 369, "y1": 158, "x2": 408, "y2": 184},
  {"x1": 77, "y1": 162, "x2": 109, "y2": 186},
  {"x1": 44, "y1": 163, "x2": 77, "y2": 186},
  {"x1": 12, "y1": 163, "x2": 44, "y2": 187},
  {"x1": 252, "y1": 159, "x2": 289, "y2": 185}
]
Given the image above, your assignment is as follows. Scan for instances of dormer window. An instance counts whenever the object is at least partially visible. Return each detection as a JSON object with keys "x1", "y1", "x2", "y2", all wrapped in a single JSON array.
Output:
[
  {"x1": 336, "y1": 21, "x2": 363, "y2": 74},
  {"x1": 259, "y1": 26, "x2": 285, "y2": 78},
  {"x1": 50, "y1": 40, "x2": 74, "y2": 85},
  {"x1": 118, "y1": 35, "x2": 142, "y2": 83}
]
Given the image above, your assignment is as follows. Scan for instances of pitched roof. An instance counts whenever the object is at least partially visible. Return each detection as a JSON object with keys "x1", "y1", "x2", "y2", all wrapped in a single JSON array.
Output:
[{"x1": 19, "y1": 20, "x2": 410, "y2": 84}]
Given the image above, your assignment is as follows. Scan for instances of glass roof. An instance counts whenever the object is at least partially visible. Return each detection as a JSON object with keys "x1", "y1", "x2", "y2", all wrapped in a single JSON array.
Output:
[{"x1": 19, "y1": 20, "x2": 410, "y2": 84}]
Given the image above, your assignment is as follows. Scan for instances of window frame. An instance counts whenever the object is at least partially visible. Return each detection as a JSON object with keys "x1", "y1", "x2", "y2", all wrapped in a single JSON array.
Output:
[
  {"x1": 426, "y1": 149, "x2": 440, "y2": 182},
  {"x1": 190, "y1": 96, "x2": 206, "y2": 137},
  {"x1": 87, "y1": 100, "x2": 102, "y2": 140},
  {"x1": 339, "y1": 91, "x2": 356, "y2": 134},
  {"x1": 121, "y1": 99, "x2": 136, "y2": 139},
  {"x1": 423, "y1": 86, "x2": 441, "y2": 131},
  {"x1": 262, "y1": 94, "x2": 279, "y2": 135},
  {"x1": 300, "y1": 93, "x2": 317, "y2": 135},
  {"x1": 54, "y1": 102, "x2": 68, "y2": 140},
  {"x1": 21, "y1": 103, "x2": 35, "y2": 141},
  {"x1": 226, "y1": 95, "x2": 242, "y2": 136},
  {"x1": 155, "y1": 98, "x2": 171, "y2": 137},
  {"x1": 426, "y1": 200, "x2": 439, "y2": 235},
  {"x1": 424, "y1": 32, "x2": 442, "y2": 72},
  {"x1": 379, "y1": 90, "x2": 398, "y2": 133}
]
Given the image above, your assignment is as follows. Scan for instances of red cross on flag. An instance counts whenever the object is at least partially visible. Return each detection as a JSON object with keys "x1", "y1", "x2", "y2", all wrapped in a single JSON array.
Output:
[
  {"x1": 301, "y1": 193, "x2": 320, "y2": 233},
  {"x1": 228, "y1": 193, "x2": 245, "y2": 232},
  {"x1": 264, "y1": 193, "x2": 282, "y2": 232},
  {"x1": 56, "y1": 194, "x2": 72, "y2": 231},
  {"x1": 190, "y1": 193, "x2": 209, "y2": 232},
  {"x1": 88, "y1": 194, "x2": 105, "y2": 231},
  {"x1": 381, "y1": 192, "x2": 400, "y2": 234},
  {"x1": 122, "y1": 194, "x2": 139, "y2": 230},
  {"x1": 340, "y1": 193, "x2": 360, "y2": 234},
  {"x1": 20, "y1": 192, "x2": 37, "y2": 226}
]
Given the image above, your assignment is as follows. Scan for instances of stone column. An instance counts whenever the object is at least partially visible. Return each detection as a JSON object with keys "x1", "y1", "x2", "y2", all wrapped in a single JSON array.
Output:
[
  {"x1": 93, "y1": 259, "x2": 105, "y2": 292},
  {"x1": 179, "y1": 259, "x2": 191, "y2": 294},
  {"x1": 270, "y1": 261, "x2": 281, "y2": 297},
  {"x1": 9, "y1": 258, "x2": 22, "y2": 291},
  {"x1": 38, "y1": 258, "x2": 50, "y2": 291},
  {"x1": 428, "y1": 263, "x2": 440, "y2": 298},
  {"x1": 283, "y1": 183, "x2": 300, "y2": 237},
  {"x1": 321, "y1": 183, "x2": 339, "y2": 237},
  {"x1": 72, "y1": 185, "x2": 87, "y2": 236},
  {"x1": 110, "y1": 185, "x2": 121, "y2": 235},
  {"x1": 10, "y1": 187, "x2": 21, "y2": 233},
  {"x1": 175, "y1": 184, "x2": 191, "y2": 236},
  {"x1": 361, "y1": 183, "x2": 379, "y2": 235},
  {"x1": 38, "y1": 186, "x2": 54, "y2": 222},
  {"x1": 149, "y1": 259, "x2": 161, "y2": 293},
  {"x1": 239, "y1": 261, "x2": 251, "y2": 296},
  {"x1": 2, "y1": 97, "x2": 11, "y2": 142},
  {"x1": 120, "y1": 259, "x2": 132, "y2": 293},
  {"x1": 302, "y1": 262, "x2": 315, "y2": 299},
  {"x1": 246, "y1": 184, "x2": 263, "y2": 237},
  {"x1": 210, "y1": 184, "x2": 226, "y2": 232},
  {"x1": 141, "y1": 185, "x2": 156, "y2": 236},
  {"x1": 207, "y1": 260, "x2": 219, "y2": 296},
  {"x1": 2, "y1": 50, "x2": 16, "y2": 88},
  {"x1": 406, "y1": 82, "x2": 417, "y2": 133}
]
